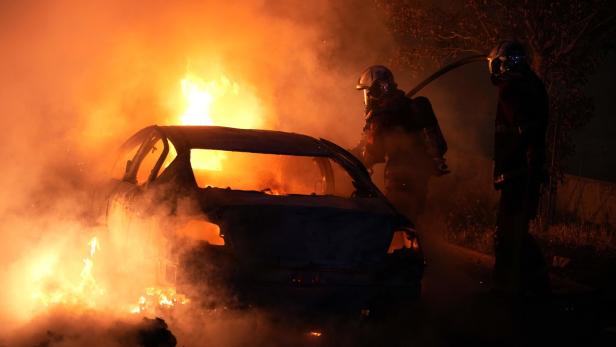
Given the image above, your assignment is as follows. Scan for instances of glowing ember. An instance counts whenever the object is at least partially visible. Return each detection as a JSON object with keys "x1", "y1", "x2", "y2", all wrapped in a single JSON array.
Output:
[
  {"x1": 130, "y1": 286, "x2": 190, "y2": 314},
  {"x1": 308, "y1": 331, "x2": 323, "y2": 337}
]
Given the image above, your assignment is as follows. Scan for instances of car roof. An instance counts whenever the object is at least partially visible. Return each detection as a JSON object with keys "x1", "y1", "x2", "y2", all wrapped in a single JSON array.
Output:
[{"x1": 157, "y1": 125, "x2": 331, "y2": 157}]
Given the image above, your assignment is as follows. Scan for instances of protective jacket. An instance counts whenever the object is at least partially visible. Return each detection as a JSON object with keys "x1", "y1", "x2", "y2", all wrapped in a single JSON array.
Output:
[
  {"x1": 362, "y1": 90, "x2": 446, "y2": 192},
  {"x1": 492, "y1": 68, "x2": 551, "y2": 295},
  {"x1": 493, "y1": 69, "x2": 548, "y2": 189}
]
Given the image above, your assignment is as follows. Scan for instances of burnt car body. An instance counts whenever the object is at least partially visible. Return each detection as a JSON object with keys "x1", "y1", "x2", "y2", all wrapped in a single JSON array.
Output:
[{"x1": 106, "y1": 125, "x2": 424, "y2": 313}]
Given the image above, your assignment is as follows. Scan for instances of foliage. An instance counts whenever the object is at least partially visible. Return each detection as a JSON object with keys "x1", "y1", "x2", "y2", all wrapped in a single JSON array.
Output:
[
  {"x1": 546, "y1": 209, "x2": 616, "y2": 253},
  {"x1": 445, "y1": 194, "x2": 497, "y2": 254},
  {"x1": 445, "y1": 194, "x2": 616, "y2": 257}
]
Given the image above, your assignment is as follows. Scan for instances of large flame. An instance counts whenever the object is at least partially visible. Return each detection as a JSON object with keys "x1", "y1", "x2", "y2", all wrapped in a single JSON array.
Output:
[
  {"x1": 31, "y1": 236, "x2": 104, "y2": 309},
  {"x1": 176, "y1": 73, "x2": 264, "y2": 172},
  {"x1": 125, "y1": 72, "x2": 265, "y2": 315},
  {"x1": 27, "y1": 72, "x2": 263, "y2": 318},
  {"x1": 29, "y1": 232, "x2": 189, "y2": 316}
]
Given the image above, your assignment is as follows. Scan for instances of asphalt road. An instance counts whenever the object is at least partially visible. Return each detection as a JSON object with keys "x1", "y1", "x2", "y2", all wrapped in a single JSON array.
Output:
[
  {"x1": 232, "y1": 234, "x2": 616, "y2": 347},
  {"x1": 348, "y1": 235, "x2": 615, "y2": 347}
]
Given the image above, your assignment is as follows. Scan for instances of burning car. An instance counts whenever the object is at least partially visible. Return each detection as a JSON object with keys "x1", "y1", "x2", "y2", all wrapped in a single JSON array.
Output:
[{"x1": 106, "y1": 125, "x2": 424, "y2": 313}]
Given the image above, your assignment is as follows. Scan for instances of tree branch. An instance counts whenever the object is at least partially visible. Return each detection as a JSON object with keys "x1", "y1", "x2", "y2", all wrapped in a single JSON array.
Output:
[
  {"x1": 469, "y1": 0, "x2": 491, "y2": 40},
  {"x1": 437, "y1": 32, "x2": 477, "y2": 41},
  {"x1": 558, "y1": 11, "x2": 597, "y2": 57}
]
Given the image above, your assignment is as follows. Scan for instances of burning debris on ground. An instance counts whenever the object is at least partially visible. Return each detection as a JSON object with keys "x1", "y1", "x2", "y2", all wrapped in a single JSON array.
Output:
[{"x1": 3, "y1": 311, "x2": 177, "y2": 347}]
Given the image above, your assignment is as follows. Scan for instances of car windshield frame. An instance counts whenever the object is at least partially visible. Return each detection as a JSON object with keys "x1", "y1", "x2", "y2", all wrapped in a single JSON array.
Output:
[{"x1": 118, "y1": 125, "x2": 383, "y2": 198}]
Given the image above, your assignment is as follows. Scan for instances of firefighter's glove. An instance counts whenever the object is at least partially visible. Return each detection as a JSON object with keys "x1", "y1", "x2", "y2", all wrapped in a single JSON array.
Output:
[{"x1": 433, "y1": 157, "x2": 450, "y2": 176}]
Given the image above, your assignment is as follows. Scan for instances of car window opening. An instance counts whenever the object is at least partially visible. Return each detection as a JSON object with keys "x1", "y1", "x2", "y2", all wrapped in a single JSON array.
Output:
[{"x1": 189, "y1": 149, "x2": 356, "y2": 197}]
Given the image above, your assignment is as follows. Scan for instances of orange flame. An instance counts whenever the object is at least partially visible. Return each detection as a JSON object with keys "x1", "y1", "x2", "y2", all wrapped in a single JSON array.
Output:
[
  {"x1": 129, "y1": 286, "x2": 189, "y2": 315},
  {"x1": 32, "y1": 236, "x2": 104, "y2": 309},
  {"x1": 175, "y1": 73, "x2": 265, "y2": 172}
]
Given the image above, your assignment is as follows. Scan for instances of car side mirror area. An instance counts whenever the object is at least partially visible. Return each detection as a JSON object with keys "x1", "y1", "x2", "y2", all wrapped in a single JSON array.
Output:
[{"x1": 350, "y1": 181, "x2": 373, "y2": 198}]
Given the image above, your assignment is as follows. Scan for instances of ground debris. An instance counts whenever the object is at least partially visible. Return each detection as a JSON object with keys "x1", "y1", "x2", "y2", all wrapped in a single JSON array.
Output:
[{"x1": 137, "y1": 317, "x2": 177, "y2": 347}]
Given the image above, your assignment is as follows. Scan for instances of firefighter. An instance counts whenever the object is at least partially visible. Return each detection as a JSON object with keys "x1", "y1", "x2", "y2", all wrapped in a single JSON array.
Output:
[
  {"x1": 354, "y1": 65, "x2": 449, "y2": 221},
  {"x1": 488, "y1": 40, "x2": 551, "y2": 296}
]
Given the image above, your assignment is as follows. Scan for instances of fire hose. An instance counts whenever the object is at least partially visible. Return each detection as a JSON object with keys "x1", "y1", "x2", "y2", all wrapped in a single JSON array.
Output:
[
  {"x1": 406, "y1": 54, "x2": 487, "y2": 98},
  {"x1": 351, "y1": 54, "x2": 488, "y2": 174}
]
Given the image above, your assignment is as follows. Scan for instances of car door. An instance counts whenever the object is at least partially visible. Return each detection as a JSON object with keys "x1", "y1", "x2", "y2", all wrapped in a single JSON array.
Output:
[{"x1": 106, "y1": 126, "x2": 178, "y2": 285}]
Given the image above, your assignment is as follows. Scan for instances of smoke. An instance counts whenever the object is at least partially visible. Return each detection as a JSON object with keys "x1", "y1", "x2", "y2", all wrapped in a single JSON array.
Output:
[
  {"x1": 1, "y1": 0, "x2": 396, "y2": 157},
  {"x1": 0, "y1": 0, "x2": 400, "y2": 344},
  {"x1": 0, "y1": 0, "x2": 501, "y2": 345}
]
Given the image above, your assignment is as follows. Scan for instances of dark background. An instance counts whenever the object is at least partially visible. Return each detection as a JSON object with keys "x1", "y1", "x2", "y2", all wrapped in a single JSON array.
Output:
[{"x1": 567, "y1": 51, "x2": 616, "y2": 181}]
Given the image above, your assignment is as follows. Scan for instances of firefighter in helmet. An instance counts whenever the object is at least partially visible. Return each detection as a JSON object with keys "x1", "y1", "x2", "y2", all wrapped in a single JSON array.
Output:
[
  {"x1": 354, "y1": 65, "x2": 449, "y2": 221},
  {"x1": 488, "y1": 40, "x2": 551, "y2": 296}
]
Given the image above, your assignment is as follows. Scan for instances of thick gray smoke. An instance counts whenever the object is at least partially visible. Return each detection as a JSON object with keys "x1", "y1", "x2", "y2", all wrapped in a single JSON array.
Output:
[
  {"x1": 0, "y1": 0, "x2": 497, "y2": 345},
  {"x1": 0, "y1": 0, "x2": 397, "y2": 344}
]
